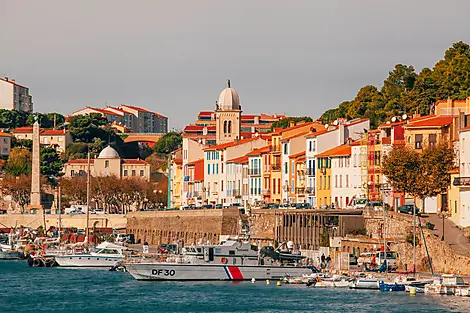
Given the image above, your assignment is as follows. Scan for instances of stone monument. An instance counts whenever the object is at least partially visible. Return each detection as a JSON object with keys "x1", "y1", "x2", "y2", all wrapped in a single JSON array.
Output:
[{"x1": 29, "y1": 119, "x2": 42, "y2": 211}]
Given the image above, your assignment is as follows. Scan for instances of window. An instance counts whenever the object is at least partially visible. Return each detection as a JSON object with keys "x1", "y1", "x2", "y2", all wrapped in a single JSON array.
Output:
[
  {"x1": 58, "y1": 137, "x2": 63, "y2": 142},
  {"x1": 415, "y1": 134, "x2": 423, "y2": 149},
  {"x1": 327, "y1": 176, "x2": 330, "y2": 189},
  {"x1": 105, "y1": 160, "x2": 109, "y2": 168},
  {"x1": 132, "y1": 170, "x2": 136, "y2": 176},
  {"x1": 123, "y1": 170, "x2": 128, "y2": 176},
  {"x1": 140, "y1": 170, "x2": 144, "y2": 176},
  {"x1": 455, "y1": 201, "x2": 458, "y2": 214},
  {"x1": 221, "y1": 180, "x2": 224, "y2": 191},
  {"x1": 71, "y1": 170, "x2": 75, "y2": 176},
  {"x1": 216, "y1": 163, "x2": 219, "y2": 174},
  {"x1": 335, "y1": 175, "x2": 337, "y2": 188},
  {"x1": 346, "y1": 175, "x2": 349, "y2": 187},
  {"x1": 207, "y1": 152, "x2": 211, "y2": 160},
  {"x1": 283, "y1": 143, "x2": 288, "y2": 154},
  {"x1": 319, "y1": 176, "x2": 322, "y2": 190},
  {"x1": 291, "y1": 179, "x2": 295, "y2": 193},
  {"x1": 339, "y1": 175, "x2": 342, "y2": 188},
  {"x1": 284, "y1": 162, "x2": 288, "y2": 174},
  {"x1": 429, "y1": 134, "x2": 437, "y2": 146},
  {"x1": 291, "y1": 162, "x2": 295, "y2": 175},
  {"x1": 207, "y1": 164, "x2": 211, "y2": 175}
]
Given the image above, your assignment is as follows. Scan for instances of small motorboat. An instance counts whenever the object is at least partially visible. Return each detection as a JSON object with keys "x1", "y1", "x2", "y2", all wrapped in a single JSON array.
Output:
[
  {"x1": 379, "y1": 281, "x2": 405, "y2": 292},
  {"x1": 349, "y1": 277, "x2": 380, "y2": 290},
  {"x1": 0, "y1": 250, "x2": 24, "y2": 260},
  {"x1": 55, "y1": 242, "x2": 125, "y2": 267},
  {"x1": 424, "y1": 274, "x2": 468, "y2": 295}
]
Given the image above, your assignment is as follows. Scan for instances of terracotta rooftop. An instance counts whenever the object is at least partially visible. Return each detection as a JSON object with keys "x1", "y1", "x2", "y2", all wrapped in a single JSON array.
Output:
[
  {"x1": 122, "y1": 159, "x2": 149, "y2": 165},
  {"x1": 12, "y1": 126, "x2": 35, "y2": 133},
  {"x1": 0, "y1": 77, "x2": 27, "y2": 88},
  {"x1": 42, "y1": 130, "x2": 67, "y2": 136},
  {"x1": 204, "y1": 137, "x2": 259, "y2": 151},
  {"x1": 316, "y1": 145, "x2": 351, "y2": 157},
  {"x1": 227, "y1": 155, "x2": 249, "y2": 164},
  {"x1": 306, "y1": 127, "x2": 337, "y2": 138},
  {"x1": 289, "y1": 150, "x2": 306, "y2": 159},
  {"x1": 187, "y1": 158, "x2": 204, "y2": 166},
  {"x1": 0, "y1": 132, "x2": 11, "y2": 137},
  {"x1": 405, "y1": 115, "x2": 456, "y2": 128},
  {"x1": 271, "y1": 122, "x2": 315, "y2": 135},
  {"x1": 281, "y1": 131, "x2": 310, "y2": 141},
  {"x1": 246, "y1": 145, "x2": 271, "y2": 156}
]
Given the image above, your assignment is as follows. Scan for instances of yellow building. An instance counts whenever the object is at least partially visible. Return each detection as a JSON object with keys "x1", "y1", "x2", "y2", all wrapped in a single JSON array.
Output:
[
  {"x1": 170, "y1": 148, "x2": 183, "y2": 208},
  {"x1": 289, "y1": 151, "x2": 306, "y2": 203},
  {"x1": 316, "y1": 154, "x2": 331, "y2": 208},
  {"x1": 448, "y1": 168, "x2": 460, "y2": 225}
]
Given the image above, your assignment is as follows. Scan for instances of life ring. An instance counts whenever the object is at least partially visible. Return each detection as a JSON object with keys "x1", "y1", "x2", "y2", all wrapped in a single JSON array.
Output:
[{"x1": 220, "y1": 257, "x2": 228, "y2": 264}]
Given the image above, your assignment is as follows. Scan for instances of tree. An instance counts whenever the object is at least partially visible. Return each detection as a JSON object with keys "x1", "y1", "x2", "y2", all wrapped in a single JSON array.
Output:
[
  {"x1": 146, "y1": 152, "x2": 168, "y2": 173},
  {"x1": 154, "y1": 132, "x2": 182, "y2": 154},
  {"x1": 5, "y1": 147, "x2": 31, "y2": 176},
  {"x1": 270, "y1": 117, "x2": 313, "y2": 131},
  {"x1": 40, "y1": 146, "x2": 65, "y2": 185},
  {"x1": 68, "y1": 113, "x2": 110, "y2": 143},
  {"x1": 61, "y1": 176, "x2": 88, "y2": 204},
  {"x1": 382, "y1": 141, "x2": 455, "y2": 209},
  {"x1": 65, "y1": 142, "x2": 89, "y2": 160},
  {"x1": 1, "y1": 175, "x2": 32, "y2": 212}
]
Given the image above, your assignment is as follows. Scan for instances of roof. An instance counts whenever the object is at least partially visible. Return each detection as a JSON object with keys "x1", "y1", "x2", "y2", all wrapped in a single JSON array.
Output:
[
  {"x1": 0, "y1": 132, "x2": 11, "y2": 137},
  {"x1": 204, "y1": 137, "x2": 259, "y2": 151},
  {"x1": 187, "y1": 158, "x2": 204, "y2": 166},
  {"x1": 184, "y1": 125, "x2": 216, "y2": 132},
  {"x1": 281, "y1": 131, "x2": 310, "y2": 141},
  {"x1": 350, "y1": 141, "x2": 361, "y2": 146},
  {"x1": 381, "y1": 137, "x2": 391, "y2": 145},
  {"x1": 122, "y1": 159, "x2": 149, "y2": 165},
  {"x1": 405, "y1": 115, "x2": 456, "y2": 128},
  {"x1": 271, "y1": 122, "x2": 315, "y2": 135},
  {"x1": 41, "y1": 130, "x2": 67, "y2": 136},
  {"x1": 306, "y1": 127, "x2": 336, "y2": 138},
  {"x1": 119, "y1": 104, "x2": 167, "y2": 118},
  {"x1": 198, "y1": 111, "x2": 213, "y2": 117},
  {"x1": 289, "y1": 150, "x2": 306, "y2": 159},
  {"x1": 345, "y1": 118, "x2": 369, "y2": 126},
  {"x1": 378, "y1": 121, "x2": 405, "y2": 128},
  {"x1": 246, "y1": 145, "x2": 271, "y2": 156},
  {"x1": 0, "y1": 77, "x2": 27, "y2": 88},
  {"x1": 449, "y1": 168, "x2": 459, "y2": 174},
  {"x1": 316, "y1": 145, "x2": 351, "y2": 157},
  {"x1": 66, "y1": 159, "x2": 96, "y2": 164},
  {"x1": 227, "y1": 155, "x2": 249, "y2": 164},
  {"x1": 173, "y1": 158, "x2": 183, "y2": 165},
  {"x1": 12, "y1": 126, "x2": 35, "y2": 133}
]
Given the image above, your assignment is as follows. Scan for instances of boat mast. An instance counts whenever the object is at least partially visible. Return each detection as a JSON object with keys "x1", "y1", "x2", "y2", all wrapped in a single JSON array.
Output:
[
  {"x1": 86, "y1": 151, "x2": 91, "y2": 245},
  {"x1": 58, "y1": 184, "x2": 62, "y2": 237},
  {"x1": 383, "y1": 202, "x2": 387, "y2": 273},
  {"x1": 413, "y1": 203, "x2": 416, "y2": 276}
]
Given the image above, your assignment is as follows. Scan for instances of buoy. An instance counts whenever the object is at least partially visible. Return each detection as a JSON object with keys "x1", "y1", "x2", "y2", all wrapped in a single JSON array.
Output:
[
  {"x1": 296, "y1": 280, "x2": 299, "y2": 284},
  {"x1": 251, "y1": 278, "x2": 256, "y2": 283},
  {"x1": 276, "y1": 281, "x2": 282, "y2": 286},
  {"x1": 266, "y1": 280, "x2": 270, "y2": 285},
  {"x1": 409, "y1": 287, "x2": 416, "y2": 296}
]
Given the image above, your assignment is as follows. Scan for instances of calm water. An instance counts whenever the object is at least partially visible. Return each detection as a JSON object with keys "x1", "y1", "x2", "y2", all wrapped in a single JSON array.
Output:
[{"x1": 1, "y1": 261, "x2": 470, "y2": 313}]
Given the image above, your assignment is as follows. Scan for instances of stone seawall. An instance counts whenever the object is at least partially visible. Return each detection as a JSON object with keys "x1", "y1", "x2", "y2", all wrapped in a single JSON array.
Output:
[
  {"x1": 0, "y1": 213, "x2": 127, "y2": 230},
  {"x1": 126, "y1": 208, "x2": 241, "y2": 245},
  {"x1": 363, "y1": 211, "x2": 470, "y2": 275}
]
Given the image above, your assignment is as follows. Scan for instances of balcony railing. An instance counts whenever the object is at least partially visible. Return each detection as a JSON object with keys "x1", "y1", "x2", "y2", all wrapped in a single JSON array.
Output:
[
  {"x1": 262, "y1": 188, "x2": 271, "y2": 195},
  {"x1": 453, "y1": 177, "x2": 470, "y2": 186},
  {"x1": 306, "y1": 187, "x2": 315, "y2": 195},
  {"x1": 272, "y1": 164, "x2": 281, "y2": 171},
  {"x1": 296, "y1": 187, "x2": 305, "y2": 194},
  {"x1": 307, "y1": 168, "x2": 315, "y2": 176},
  {"x1": 271, "y1": 145, "x2": 281, "y2": 153},
  {"x1": 249, "y1": 169, "x2": 261, "y2": 176}
]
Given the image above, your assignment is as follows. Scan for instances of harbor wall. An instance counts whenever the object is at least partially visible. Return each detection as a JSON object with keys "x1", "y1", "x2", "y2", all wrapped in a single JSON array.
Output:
[
  {"x1": 0, "y1": 213, "x2": 127, "y2": 230},
  {"x1": 126, "y1": 208, "x2": 241, "y2": 245}
]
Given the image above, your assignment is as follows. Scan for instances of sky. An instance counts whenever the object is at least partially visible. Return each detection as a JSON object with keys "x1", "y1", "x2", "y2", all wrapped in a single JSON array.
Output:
[{"x1": 1, "y1": 1, "x2": 469, "y2": 129}]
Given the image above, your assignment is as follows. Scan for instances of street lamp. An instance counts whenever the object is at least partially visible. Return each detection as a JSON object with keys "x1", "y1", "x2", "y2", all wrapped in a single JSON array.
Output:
[{"x1": 439, "y1": 205, "x2": 448, "y2": 241}]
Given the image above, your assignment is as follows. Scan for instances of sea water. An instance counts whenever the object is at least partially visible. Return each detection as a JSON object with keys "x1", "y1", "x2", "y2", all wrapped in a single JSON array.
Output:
[{"x1": 1, "y1": 261, "x2": 469, "y2": 313}]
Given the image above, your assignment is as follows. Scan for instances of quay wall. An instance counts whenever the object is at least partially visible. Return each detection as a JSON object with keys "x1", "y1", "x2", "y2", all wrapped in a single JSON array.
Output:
[
  {"x1": 0, "y1": 213, "x2": 127, "y2": 230},
  {"x1": 126, "y1": 208, "x2": 241, "y2": 245}
]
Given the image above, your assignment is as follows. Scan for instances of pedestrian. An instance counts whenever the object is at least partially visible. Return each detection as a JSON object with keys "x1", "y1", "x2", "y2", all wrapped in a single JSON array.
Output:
[
  {"x1": 326, "y1": 256, "x2": 331, "y2": 269},
  {"x1": 321, "y1": 253, "x2": 326, "y2": 269},
  {"x1": 143, "y1": 240, "x2": 149, "y2": 254}
]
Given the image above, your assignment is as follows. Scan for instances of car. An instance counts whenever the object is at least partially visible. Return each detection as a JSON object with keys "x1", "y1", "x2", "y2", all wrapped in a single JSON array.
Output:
[
  {"x1": 202, "y1": 204, "x2": 214, "y2": 209},
  {"x1": 320, "y1": 204, "x2": 329, "y2": 209},
  {"x1": 367, "y1": 201, "x2": 383, "y2": 211},
  {"x1": 266, "y1": 203, "x2": 280, "y2": 209},
  {"x1": 68, "y1": 210, "x2": 85, "y2": 215},
  {"x1": 296, "y1": 203, "x2": 312, "y2": 209},
  {"x1": 399, "y1": 204, "x2": 420, "y2": 216},
  {"x1": 215, "y1": 204, "x2": 223, "y2": 209},
  {"x1": 158, "y1": 244, "x2": 177, "y2": 254}
]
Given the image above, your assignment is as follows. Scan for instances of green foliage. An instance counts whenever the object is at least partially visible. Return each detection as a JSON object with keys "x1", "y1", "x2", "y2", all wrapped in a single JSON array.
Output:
[
  {"x1": 67, "y1": 113, "x2": 110, "y2": 143},
  {"x1": 65, "y1": 142, "x2": 88, "y2": 160},
  {"x1": 154, "y1": 132, "x2": 182, "y2": 154},
  {"x1": 270, "y1": 117, "x2": 313, "y2": 131},
  {"x1": 26, "y1": 112, "x2": 65, "y2": 128},
  {"x1": 11, "y1": 138, "x2": 33, "y2": 150},
  {"x1": 5, "y1": 147, "x2": 31, "y2": 176},
  {"x1": 321, "y1": 41, "x2": 470, "y2": 128},
  {"x1": 40, "y1": 146, "x2": 65, "y2": 185},
  {"x1": 0, "y1": 110, "x2": 65, "y2": 129}
]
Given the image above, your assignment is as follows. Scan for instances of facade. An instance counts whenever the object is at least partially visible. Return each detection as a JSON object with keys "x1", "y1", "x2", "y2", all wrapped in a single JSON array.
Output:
[
  {"x1": 63, "y1": 146, "x2": 151, "y2": 181},
  {"x1": 170, "y1": 148, "x2": 183, "y2": 208},
  {"x1": 12, "y1": 127, "x2": 73, "y2": 153},
  {"x1": 0, "y1": 77, "x2": 33, "y2": 112},
  {"x1": 452, "y1": 127, "x2": 470, "y2": 227},
  {"x1": 185, "y1": 159, "x2": 205, "y2": 206},
  {"x1": 247, "y1": 146, "x2": 271, "y2": 205},
  {"x1": 0, "y1": 132, "x2": 11, "y2": 157},
  {"x1": 72, "y1": 104, "x2": 168, "y2": 134},
  {"x1": 181, "y1": 137, "x2": 205, "y2": 206},
  {"x1": 225, "y1": 156, "x2": 248, "y2": 206}
]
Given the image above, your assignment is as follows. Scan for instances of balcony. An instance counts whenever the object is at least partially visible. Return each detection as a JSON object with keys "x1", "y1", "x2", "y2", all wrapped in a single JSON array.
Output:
[
  {"x1": 272, "y1": 164, "x2": 281, "y2": 171},
  {"x1": 249, "y1": 168, "x2": 261, "y2": 176},
  {"x1": 262, "y1": 188, "x2": 271, "y2": 195},
  {"x1": 271, "y1": 145, "x2": 281, "y2": 153},
  {"x1": 296, "y1": 187, "x2": 306, "y2": 194},
  {"x1": 306, "y1": 187, "x2": 315, "y2": 195},
  {"x1": 227, "y1": 189, "x2": 241, "y2": 197},
  {"x1": 307, "y1": 168, "x2": 315, "y2": 176},
  {"x1": 453, "y1": 177, "x2": 470, "y2": 186}
]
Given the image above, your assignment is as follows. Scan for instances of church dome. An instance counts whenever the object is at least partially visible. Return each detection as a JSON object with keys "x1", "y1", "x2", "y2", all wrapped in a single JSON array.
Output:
[
  {"x1": 98, "y1": 145, "x2": 120, "y2": 159},
  {"x1": 217, "y1": 80, "x2": 241, "y2": 111}
]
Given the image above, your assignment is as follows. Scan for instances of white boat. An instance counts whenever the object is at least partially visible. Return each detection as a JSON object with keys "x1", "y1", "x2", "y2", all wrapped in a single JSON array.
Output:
[
  {"x1": 349, "y1": 277, "x2": 380, "y2": 290},
  {"x1": 310, "y1": 275, "x2": 351, "y2": 288},
  {"x1": 455, "y1": 286, "x2": 470, "y2": 297},
  {"x1": 55, "y1": 242, "x2": 125, "y2": 267},
  {"x1": 424, "y1": 274, "x2": 468, "y2": 295},
  {"x1": 125, "y1": 240, "x2": 319, "y2": 281}
]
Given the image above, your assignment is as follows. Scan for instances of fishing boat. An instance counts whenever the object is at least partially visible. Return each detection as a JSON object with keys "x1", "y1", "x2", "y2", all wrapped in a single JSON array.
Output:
[
  {"x1": 124, "y1": 240, "x2": 319, "y2": 281},
  {"x1": 55, "y1": 242, "x2": 125, "y2": 267},
  {"x1": 424, "y1": 274, "x2": 468, "y2": 295},
  {"x1": 455, "y1": 286, "x2": 470, "y2": 297},
  {"x1": 379, "y1": 281, "x2": 405, "y2": 292}
]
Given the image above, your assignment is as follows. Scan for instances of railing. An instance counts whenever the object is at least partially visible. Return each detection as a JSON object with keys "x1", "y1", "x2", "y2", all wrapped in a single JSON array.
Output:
[
  {"x1": 249, "y1": 169, "x2": 261, "y2": 175},
  {"x1": 271, "y1": 145, "x2": 281, "y2": 153},
  {"x1": 296, "y1": 187, "x2": 305, "y2": 194},
  {"x1": 307, "y1": 168, "x2": 315, "y2": 176},
  {"x1": 262, "y1": 189, "x2": 271, "y2": 195},
  {"x1": 453, "y1": 177, "x2": 470, "y2": 186},
  {"x1": 272, "y1": 165, "x2": 281, "y2": 171},
  {"x1": 306, "y1": 187, "x2": 315, "y2": 195}
]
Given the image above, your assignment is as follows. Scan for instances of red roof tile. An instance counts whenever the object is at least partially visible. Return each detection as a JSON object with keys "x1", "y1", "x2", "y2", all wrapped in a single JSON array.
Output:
[
  {"x1": 289, "y1": 150, "x2": 306, "y2": 159},
  {"x1": 12, "y1": 126, "x2": 35, "y2": 133},
  {"x1": 406, "y1": 116, "x2": 456, "y2": 128},
  {"x1": 0, "y1": 77, "x2": 27, "y2": 88},
  {"x1": 282, "y1": 131, "x2": 310, "y2": 141},
  {"x1": 204, "y1": 137, "x2": 259, "y2": 151},
  {"x1": 306, "y1": 127, "x2": 337, "y2": 138},
  {"x1": 121, "y1": 159, "x2": 149, "y2": 165},
  {"x1": 187, "y1": 158, "x2": 204, "y2": 166},
  {"x1": 316, "y1": 145, "x2": 351, "y2": 157},
  {"x1": 41, "y1": 130, "x2": 67, "y2": 136},
  {"x1": 227, "y1": 156, "x2": 249, "y2": 164},
  {"x1": 246, "y1": 145, "x2": 271, "y2": 156},
  {"x1": 272, "y1": 122, "x2": 316, "y2": 135},
  {"x1": 0, "y1": 132, "x2": 11, "y2": 137}
]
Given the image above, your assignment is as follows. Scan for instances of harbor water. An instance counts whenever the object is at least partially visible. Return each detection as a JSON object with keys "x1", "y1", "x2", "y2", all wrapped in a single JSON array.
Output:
[{"x1": 1, "y1": 261, "x2": 470, "y2": 313}]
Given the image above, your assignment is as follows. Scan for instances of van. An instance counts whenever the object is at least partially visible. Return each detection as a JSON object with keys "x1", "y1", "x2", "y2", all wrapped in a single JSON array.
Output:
[
  {"x1": 376, "y1": 251, "x2": 398, "y2": 269},
  {"x1": 352, "y1": 198, "x2": 368, "y2": 209}
]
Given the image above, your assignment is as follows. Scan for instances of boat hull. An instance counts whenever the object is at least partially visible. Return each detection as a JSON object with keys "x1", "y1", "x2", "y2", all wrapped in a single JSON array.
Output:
[
  {"x1": 0, "y1": 251, "x2": 24, "y2": 260},
  {"x1": 55, "y1": 255, "x2": 123, "y2": 267},
  {"x1": 379, "y1": 282, "x2": 406, "y2": 292},
  {"x1": 125, "y1": 263, "x2": 314, "y2": 281},
  {"x1": 349, "y1": 279, "x2": 380, "y2": 290}
]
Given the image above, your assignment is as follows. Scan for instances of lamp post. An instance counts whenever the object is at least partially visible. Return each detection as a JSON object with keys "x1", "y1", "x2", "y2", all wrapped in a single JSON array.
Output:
[{"x1": 440, "y1": 205, "x2": 447, "y2": 241}]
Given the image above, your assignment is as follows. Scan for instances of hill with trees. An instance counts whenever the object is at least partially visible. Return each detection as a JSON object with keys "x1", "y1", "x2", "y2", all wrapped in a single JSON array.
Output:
[{"x1": 321, "y1": 41, "x2": 470, "y2": 128}]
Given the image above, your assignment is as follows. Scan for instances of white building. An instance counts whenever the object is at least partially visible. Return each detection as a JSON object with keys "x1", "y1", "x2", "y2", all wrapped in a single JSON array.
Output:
[
  {"x1": 0, "y1": 132, "x2": 11, "y2": 157},
  {"x1": 0, "y1": 77, "x2": 33, "y2": 112},
  {"x1": 454, "y1": 128, "x2": 470, "y2": 227}
]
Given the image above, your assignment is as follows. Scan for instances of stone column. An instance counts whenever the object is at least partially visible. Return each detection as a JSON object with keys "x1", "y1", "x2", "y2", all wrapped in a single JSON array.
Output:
[{"x1": 30, "y1": 121, "x2": 41, "y2": 207}]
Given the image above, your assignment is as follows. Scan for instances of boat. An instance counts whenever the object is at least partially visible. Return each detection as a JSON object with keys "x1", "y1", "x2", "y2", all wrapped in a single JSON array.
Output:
[
  {"x1": 55, "y1": 242, "x2": 125, "y2": 267},
  {"x1": 455, "y1": 286, "x2": 470, "y2": 297},
  {"x1": 379, "y1": 281, "x2": 405, "y2": 292},
  {"x1": 0, "y1": 250, "x2": 24, "y2": 260},
  {"x1": 124, "y1": 240, "x2": 319, "y2": 281},
  {"x1": 349, "y1": 276, "x2": 380, "y2": 290},
  {"x1": 311, "y1": 275, "x2": 351, "y2": 288},
  {"x1": 424, "y1": 274, "x2": 468, "y2": 295}
]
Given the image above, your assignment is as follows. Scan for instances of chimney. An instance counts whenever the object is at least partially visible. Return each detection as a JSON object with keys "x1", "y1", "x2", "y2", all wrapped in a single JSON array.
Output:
[
  {"x1": 289, "y1": 121, "x2": 295, "y2": 128},
  {"x1": 459, "y1": 111, "x2": 465, "y2": 130},
  {"x1": 4, "y1": 76, "x2": 8, "y2": 81},
  {"x1": 234, "y1": 137, "x2": 239, "y2": 144},
  {"x1": 338, "y1": 124, "x2": 345, "y2": 144}
]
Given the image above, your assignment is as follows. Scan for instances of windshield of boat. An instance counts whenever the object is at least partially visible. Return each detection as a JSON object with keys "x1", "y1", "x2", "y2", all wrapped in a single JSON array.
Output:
[{"x1": 97, "y1": 248, "x2": 121, "y2": 254}]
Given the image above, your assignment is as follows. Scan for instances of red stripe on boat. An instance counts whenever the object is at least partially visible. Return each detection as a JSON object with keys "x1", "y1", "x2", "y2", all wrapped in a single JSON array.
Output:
[{"x1": 227, "y1": 266, "x2": 244, "y2": 280}]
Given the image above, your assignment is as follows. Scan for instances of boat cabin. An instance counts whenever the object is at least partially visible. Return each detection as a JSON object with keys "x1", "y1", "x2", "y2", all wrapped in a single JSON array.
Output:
[{"x1": 182, "y1": 240, "x2": 260, "y2": 266}]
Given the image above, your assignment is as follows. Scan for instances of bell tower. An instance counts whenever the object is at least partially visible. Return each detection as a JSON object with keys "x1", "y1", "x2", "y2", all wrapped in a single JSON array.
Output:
[{"x1": 216, "y1": 80, "x2": 242, "y2": 144}]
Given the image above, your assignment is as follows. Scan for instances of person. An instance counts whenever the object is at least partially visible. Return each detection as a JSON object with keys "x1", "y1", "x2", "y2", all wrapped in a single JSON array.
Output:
[
  {"x1": 143, "y1": 241, "x2": 149, "y2": 254},
  {"x1": 321, "y1": 253, "x2": 326, "y2": 269},
  {"x1": 326, "y1": 255, "x2": 331, "y2": 269}
]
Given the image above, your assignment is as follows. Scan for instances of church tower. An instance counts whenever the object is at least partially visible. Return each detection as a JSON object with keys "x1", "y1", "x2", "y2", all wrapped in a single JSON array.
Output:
[{"x1": 215, "y1": 80, "x2": 242, "y2": 144}]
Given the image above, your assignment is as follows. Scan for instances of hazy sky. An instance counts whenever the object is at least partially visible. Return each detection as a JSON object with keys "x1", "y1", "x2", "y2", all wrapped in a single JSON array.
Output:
[{"x1": 1, "y1": 1, "x2": 469, "y2": 129}]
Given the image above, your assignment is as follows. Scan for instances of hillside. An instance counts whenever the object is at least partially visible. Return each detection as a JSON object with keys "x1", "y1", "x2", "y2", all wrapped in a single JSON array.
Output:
[{"x1": 321, "y1": 41, "x2": 470, "y2": 128}]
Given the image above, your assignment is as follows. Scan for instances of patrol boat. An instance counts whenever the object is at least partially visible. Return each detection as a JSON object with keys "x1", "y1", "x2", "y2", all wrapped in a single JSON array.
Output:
[{"x1": 125, "y1": 240, "x2": 318, "y2": 281}]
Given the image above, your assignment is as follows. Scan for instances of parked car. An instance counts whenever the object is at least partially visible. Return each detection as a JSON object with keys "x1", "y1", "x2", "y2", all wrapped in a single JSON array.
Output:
[
  {"x1": 296, "y1": 203, "x2": 312, "y2": 209},
  {"x1": 399, "y1": 204, "x2": 420, "y2": 216},
  {"x1": 158, "y1": 244, "x2": 177, "y2": 253},
  {"x1": 367, "y1": 201, "x2": 383, "y2": 211},
  {"x1": 68, "y1": 209, "x2": 85, "y2": 215},
  {"x1": 215, "y1": 204, "x2": 223, "y2": 209},
  {"x1": 266, "y1": 203, "x2": 280, "y2": 209}
]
